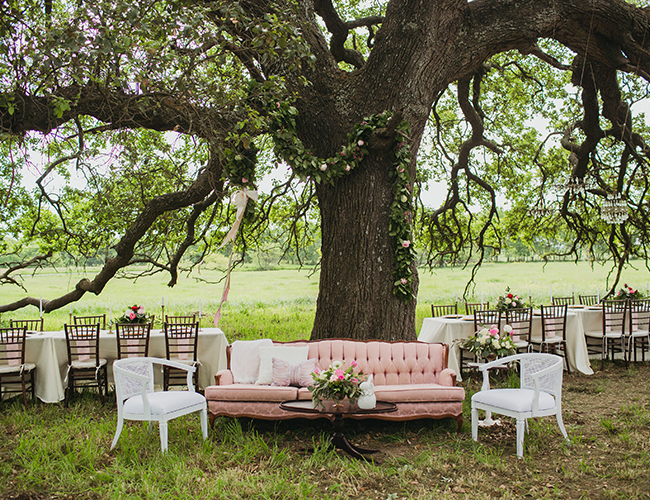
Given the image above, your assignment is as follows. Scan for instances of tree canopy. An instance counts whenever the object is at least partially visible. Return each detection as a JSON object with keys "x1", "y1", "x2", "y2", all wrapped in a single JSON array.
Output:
[{"x1": 1, "y1": 0, "x2": 650, "y2": 340}]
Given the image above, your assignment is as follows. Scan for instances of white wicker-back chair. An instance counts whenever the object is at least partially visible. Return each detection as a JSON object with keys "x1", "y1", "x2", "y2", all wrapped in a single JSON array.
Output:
[
  {"x1": 111, "y1": 357, "x2": 208, "y2": 452},
  {"x1": 471, "y1": 353, "x2": 568, "y2": 458}
]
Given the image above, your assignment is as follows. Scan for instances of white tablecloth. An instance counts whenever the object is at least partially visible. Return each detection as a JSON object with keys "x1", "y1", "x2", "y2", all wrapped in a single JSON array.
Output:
[
  {"x1": 418, "y1": 310, "x2": 594, "y2": 380},
  {"x1": 22, "y1": 328, "x2": 229, "y2": 403}
]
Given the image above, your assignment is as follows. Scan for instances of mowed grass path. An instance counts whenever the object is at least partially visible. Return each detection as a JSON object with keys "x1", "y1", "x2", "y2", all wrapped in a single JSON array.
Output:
[{"x1": 1, "y1": 260, "x2": 649, "y2": 339}]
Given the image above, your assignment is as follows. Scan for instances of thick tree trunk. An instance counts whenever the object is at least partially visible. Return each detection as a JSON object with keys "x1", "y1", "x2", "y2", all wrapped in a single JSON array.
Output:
[{"x1": 310, "y1": 142, "x2": 419, "y2": 341}]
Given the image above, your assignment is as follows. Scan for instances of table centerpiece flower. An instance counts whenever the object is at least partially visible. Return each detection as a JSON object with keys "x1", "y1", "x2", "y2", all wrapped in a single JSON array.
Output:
[
  {"x1": 614, "y1": 284, "x2": 643, "y2": 300},
  {"x1": 309, "y1": 360, "x2": 366, "y2": 409},
  {"x1": 458, "y1": 325, "x2": 517, "y2": 360},
  {"x1": 496, "y1": 287, "x2": 527, "y2": 312},
  {"x1": 118, "y1": 305, "x2": 151, "y2": 324}
]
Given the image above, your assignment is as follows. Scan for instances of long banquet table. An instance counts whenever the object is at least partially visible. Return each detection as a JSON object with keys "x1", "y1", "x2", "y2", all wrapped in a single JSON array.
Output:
[
  {"x1": 21, "y1": 327, "x2": 228, "y2": 403},
  {"x1": 418, "y1": 306, "x2": 601, "y2": 380}
]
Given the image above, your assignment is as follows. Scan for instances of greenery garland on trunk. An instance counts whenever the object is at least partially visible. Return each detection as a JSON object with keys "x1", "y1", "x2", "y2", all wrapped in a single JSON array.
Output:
[
  {"x1": 270, "y1": 104, "x2": 415, "y2": 300},
  {"x1": 221, "y1": 100, "x2": 415, "y2": 300}
]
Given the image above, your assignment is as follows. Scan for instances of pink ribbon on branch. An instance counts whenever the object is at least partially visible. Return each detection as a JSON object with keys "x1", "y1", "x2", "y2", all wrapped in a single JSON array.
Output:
[{"x1": 214, "y1": 188, "x2": 259, "y2": 327}]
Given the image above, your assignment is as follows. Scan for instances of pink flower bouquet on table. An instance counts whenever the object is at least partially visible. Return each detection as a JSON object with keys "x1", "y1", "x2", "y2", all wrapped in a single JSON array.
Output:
[
  {"x1": 615, "y1": 284, "x2": 643, "y2": 300},
  {"x1": 458, "y1": 325, "x2": 517, "y2": 359},
  {"x1": 118, "y1": 305, "x2": 151, "y2": 324},
  {"x1": 496, "y1": 287, "x2": 527, "y2": 312},
  {"x1": 309, "y1": 360, "x2": 366, "y2": 409}
]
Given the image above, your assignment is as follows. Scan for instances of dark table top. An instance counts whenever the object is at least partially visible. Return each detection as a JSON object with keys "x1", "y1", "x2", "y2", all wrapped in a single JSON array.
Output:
[{"x1": 280, "y1": 400, "x2": 396, "y2": 416}]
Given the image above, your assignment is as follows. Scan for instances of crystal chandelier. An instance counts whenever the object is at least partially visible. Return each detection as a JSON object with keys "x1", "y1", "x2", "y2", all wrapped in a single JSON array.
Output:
[
  {"x1": 600, "y1": 194, "x2": 629, "y2": 224},
  {"x1": 528, "y1": 204, "x2": 553, "y2": 218},
  {"x1": 554, "y1": 175, "x2": 596, "y2": 196},
  {"x1": 554, "y1": 153, "x2": 596, "y2": 196}
]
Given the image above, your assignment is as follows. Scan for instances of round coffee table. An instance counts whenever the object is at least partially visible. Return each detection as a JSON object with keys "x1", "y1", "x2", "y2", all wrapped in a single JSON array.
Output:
[{"x1": 280, "y1": 400, "x2": 397, "y2": 460}]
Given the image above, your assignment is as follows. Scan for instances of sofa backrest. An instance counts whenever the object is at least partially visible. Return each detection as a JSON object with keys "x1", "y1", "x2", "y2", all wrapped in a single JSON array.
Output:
[{"x1": 274, "y1": 339, "x2": 449, "y2": 386}]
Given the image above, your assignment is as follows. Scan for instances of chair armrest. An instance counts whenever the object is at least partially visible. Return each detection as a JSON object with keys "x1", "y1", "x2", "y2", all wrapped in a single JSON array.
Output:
[
  {"x1": 147, "y1": 357, "x2": 197, "y2": 392},
  {"x1": 149, "y1": 357, "x2": 197, "y2": 373},
  {"x1": 477, "y1": 354, "x2": 521, "y2": 391},
  {"x1": 438, "y1": 368, "x2": 457, "y2": 386},
  {"x1": 215, "y1": 370, "x2": 234, "y2": 385}
]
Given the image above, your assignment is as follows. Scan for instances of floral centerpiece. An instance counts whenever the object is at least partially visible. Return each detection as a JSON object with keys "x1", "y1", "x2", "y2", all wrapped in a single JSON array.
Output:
[
  {"x1": 615, "y1": 284, "x2": 643, "y2": 300},
  {"x1": 118, "y1": 305, "x2": 151, "y2": 324},
  {"x1": 309, "y1": 361, "x2": 366, "y2": 409},
  {"x1": 458, "y1": 325, "x2": 517, "y2": 360},
  {"x1": 496, "y1": 287, "x2": 527, "y2": 312}
]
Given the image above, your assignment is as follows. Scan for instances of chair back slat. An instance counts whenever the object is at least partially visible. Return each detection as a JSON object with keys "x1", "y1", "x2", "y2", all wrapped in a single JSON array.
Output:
[
  {"x1": 0, "y1": 327, "x2": 27, "y2": 366},
  {"x1": 540, "y1": 304, "x2": 568, "y2": 341},
  {"x1": 473, "y1": 309, "x2": 501, "y2": 331},
  {"x1": 10, "y1": 318, "x2": 43, "y2": 332},
  {"x1": 74, "y1": 314, "x2": 107, "y2": 330},
  {"x1": 602, "y1": 300, "x2": 627, "y2": 334},
  {"x1": 551, "y1": 296, "x2": 574, "y2": 306},
  {"x1": 164, "y1": 322, "x2": 199, "y2": 362},
  {"x1": 629, "y1": 299, "x2": 650, "y2": 333},
  {"x1": 165, "y1": 315, "x2": 196, "y2": 324},
  {"x1": 505, "y1": 307, "x2": 533, "y2": 343},
  {"x1": 465, "y1": 302, "x2": 489, "y2": 315},
  {"x1": 64, "y1": 323, "x2": 101, "y2": 365},
  {"x1": 431, "y1": 304, "x2": 458, "y2": 317},
  {"x1": 116, "y1": 323, "x2": 151, "y2": 359},
  {"x1": 579, "y1": 294, "x2": 599, "y2": 306}
]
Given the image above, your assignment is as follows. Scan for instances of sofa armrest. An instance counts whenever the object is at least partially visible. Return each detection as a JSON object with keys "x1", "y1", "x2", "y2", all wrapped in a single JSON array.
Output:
[
  {"x1": 215, "y1": 370, "x2": 234, "y2": 385},
  {"x1": 438, "y1": 368, "x2": 457, "y2": 386}
]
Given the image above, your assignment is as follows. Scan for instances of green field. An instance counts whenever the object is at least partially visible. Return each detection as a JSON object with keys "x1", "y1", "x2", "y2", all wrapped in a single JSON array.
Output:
[{"x1": 2, "y1": 260, "x2": 649, "y2": 339}]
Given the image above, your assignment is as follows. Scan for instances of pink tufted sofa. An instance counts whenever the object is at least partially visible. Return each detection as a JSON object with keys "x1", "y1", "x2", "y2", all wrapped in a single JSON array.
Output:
[{"x1": 205, "y1": 339, "x2": 465, "y2": 431}]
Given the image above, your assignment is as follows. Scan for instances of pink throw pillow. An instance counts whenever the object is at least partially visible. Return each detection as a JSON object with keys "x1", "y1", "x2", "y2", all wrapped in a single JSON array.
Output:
[{"x1": 271, "y1": 357, "x2": 316, "y2": 387}]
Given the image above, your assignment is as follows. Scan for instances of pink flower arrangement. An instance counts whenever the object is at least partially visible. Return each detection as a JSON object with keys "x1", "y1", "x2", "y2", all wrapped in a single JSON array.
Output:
[
  {"x1": 309, "y1": 360, "x2": 366, "y2": 409},
  {"x1": 616, "y1": 284, "x2": 643, "y2": 300},
  {"x1": 118, "y1": 304, "x2": 151, "y2": 324}
]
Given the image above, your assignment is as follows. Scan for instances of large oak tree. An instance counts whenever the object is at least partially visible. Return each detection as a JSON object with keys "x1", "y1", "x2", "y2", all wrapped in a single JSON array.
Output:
[{"x1": 1, "y1": 0, "x2": 650, "y2": 340}]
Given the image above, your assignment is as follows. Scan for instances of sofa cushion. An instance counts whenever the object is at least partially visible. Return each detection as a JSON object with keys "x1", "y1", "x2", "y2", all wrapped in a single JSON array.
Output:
[
  {"x1": 373, "y1": 384, "x2": 464, "y2": 403},
  {"x1": 231, "y1": 339, "x2": 273, "y2": 383},
  {"x1": 257, "y1": 345, "x2": 309, "y2": 385},
  {"x1": 205, "y1": 383, "x2": 299, "y2": 402},
  {"x1": 272, "y1": 357, "x2": 316, "y2": 387}
]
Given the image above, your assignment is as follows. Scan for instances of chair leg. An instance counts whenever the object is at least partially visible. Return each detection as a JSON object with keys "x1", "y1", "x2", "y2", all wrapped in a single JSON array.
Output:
[
  {"x1": 200, "y1": 408, "x2": 208, "y2": 441},
  {"x1": 97, "y1": 370, "x2": 104, "y2": 404},
  {"x1": 65, "y1": 372, "x2": 73, "y2": 407},
  {"x1": 516, "y1": 417, "x2": 526, "y2": 459},
  {"x1": 562, "y1": 342, "x2": 571, "y2": 374},
  {"x1": 471, "y1": 405, "x2": 479, "y2": 442},
  {"x1": 21, "y1": 373, "x2": 28, "y2": 410},
  {"x1": 159, "y1": 421, "x2": 169, "y2": 452},
  {"x1": 556, "y1": 409, "x2": 569, "y2": 442},
  {"x1": 111, "y1": 416, "x2": 124, "y2": 450},
  {"x1": 30, "y1": 369, "x2": 36, "y2": 404}
]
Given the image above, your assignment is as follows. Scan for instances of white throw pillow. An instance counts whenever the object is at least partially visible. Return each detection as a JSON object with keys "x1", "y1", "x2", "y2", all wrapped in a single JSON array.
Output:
[
  {"x1": 256, "y1": 345, "x2": 309, "y2": 385},
  {"x1": 231, "y1": 339, "x2": 273, "y2": 384}
]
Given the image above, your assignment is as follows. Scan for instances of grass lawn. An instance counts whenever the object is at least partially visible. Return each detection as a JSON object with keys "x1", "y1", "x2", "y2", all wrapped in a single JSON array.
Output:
[
  {"x1": 1, "y1": 362, "x2": 649, "y2": 499},
  {"x1": 1, "y1": 260, "x2": 649, "y2": 339},
  {"x1": 1, "y1": 261, "x2": 650, "y2": 498}
]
